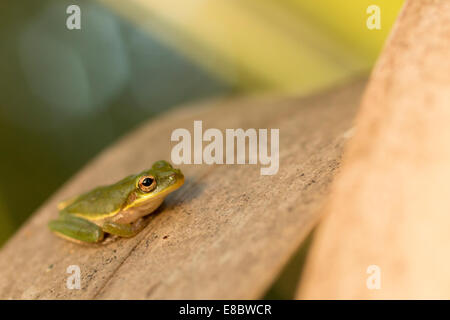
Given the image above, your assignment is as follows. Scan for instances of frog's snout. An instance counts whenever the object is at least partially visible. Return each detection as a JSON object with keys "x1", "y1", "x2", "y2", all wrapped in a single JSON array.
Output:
[
  {"x1": 174, "y1": 169, "x2": 184, "y2": 180},
  {"x1": 171, "y1": 169, "x2": 184, "y2": 185}
]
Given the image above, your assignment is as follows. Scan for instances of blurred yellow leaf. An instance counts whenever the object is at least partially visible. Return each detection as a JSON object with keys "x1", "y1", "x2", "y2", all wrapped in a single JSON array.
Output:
[
  {"x1": 288, "y1": 0, "x2": 405, "y2": 62},
  {"x1": 100, "y1": 0, "x2": 403, "y2": 92}
]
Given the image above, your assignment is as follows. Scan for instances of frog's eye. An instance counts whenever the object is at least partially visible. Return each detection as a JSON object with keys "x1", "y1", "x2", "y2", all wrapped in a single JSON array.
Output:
[{"x1": 138, "y1": 175, "x2": 157, "y2": 193}]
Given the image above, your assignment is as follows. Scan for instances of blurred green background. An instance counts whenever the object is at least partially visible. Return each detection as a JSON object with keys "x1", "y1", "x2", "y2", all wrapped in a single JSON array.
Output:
[{"x1": 0, "y1": 0, "x2": 404, "y2": 246}]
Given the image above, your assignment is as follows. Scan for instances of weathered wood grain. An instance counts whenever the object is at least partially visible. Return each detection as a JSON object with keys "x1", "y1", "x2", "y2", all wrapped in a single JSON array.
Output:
[
  {"x1": 298, "y1": 0, "x2": 450, "y2": 299},
  {"x1": 0, "y1": 79, "x2": 365, "y2": 299}
]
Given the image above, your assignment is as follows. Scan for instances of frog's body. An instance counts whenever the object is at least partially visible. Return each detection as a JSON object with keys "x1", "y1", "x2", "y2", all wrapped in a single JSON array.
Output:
[{"x1": 49, "y1": 160, "x2": 184, "y2": 243}]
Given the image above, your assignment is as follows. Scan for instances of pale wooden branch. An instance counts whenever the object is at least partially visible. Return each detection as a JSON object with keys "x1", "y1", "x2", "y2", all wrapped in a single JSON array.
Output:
[
  {"x1": 298, "y1": 0, "x2": 450, "y2": 299},
  {"x1": 0, "y1": 79, "x2": 365, "y2": 299}
]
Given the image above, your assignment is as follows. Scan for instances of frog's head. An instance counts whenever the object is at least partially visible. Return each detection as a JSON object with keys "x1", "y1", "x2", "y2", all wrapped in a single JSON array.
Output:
[{"x1": 133, "y1": 161, "x2": 184, "y2": 205}]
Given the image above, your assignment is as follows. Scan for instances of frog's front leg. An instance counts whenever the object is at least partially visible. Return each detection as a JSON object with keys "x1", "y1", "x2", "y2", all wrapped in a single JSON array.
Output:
[
  {"x1": 101, "y1": 219, "x2": 146, "y2": 238},
  {"x1": 48, "y1": 214, "x2": 104, "y2": 243}
]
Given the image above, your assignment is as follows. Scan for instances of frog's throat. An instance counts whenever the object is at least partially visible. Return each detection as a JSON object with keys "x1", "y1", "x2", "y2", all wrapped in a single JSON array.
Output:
[{"x1": 112, "y1": 197, "x2": 164, "y2": 224}]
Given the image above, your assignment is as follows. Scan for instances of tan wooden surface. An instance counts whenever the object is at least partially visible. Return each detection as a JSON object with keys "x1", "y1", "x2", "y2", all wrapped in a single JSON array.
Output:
[
  {"x1": 0, "y1": 80, "x2": 365, "y2": 299},
  {"x1": 298, "y1": 0, "x2": 450, "y2": 299}
]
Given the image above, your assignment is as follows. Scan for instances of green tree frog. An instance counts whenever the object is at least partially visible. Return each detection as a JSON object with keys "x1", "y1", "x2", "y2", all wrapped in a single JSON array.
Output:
[{"x1": 48, "y1": 160, "x2": 184, "y2": 243}]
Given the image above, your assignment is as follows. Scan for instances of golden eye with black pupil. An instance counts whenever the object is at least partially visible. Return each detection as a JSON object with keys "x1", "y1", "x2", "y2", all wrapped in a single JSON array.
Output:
[{"x1": 138, "y1": 175, "x2": 157, "y2": 192}]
